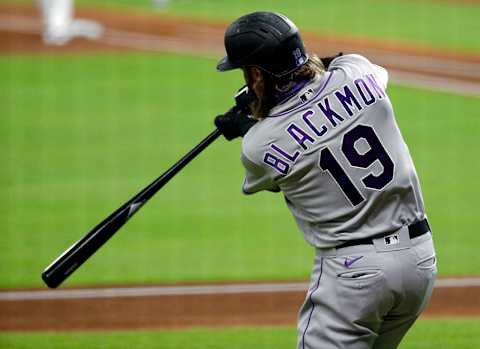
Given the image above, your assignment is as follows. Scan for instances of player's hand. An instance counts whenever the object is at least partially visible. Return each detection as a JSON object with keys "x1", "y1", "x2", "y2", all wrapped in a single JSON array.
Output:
[
  {"x1": 320, "y1": 52, "x2": 343, "y2": 69},
  {"x1": 214, "y1": 107, "x2": 257, "y2": 141}
]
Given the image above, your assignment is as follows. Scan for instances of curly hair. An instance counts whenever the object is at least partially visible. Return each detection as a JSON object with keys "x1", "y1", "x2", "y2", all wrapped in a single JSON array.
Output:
[{"x1": 244, "y1": 54, "x2": 325, "y2": 119}]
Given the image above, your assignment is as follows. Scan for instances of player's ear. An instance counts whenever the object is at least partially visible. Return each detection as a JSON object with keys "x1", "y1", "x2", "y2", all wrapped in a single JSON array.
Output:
[
  {"x1": 251, "y1": 67, "x2": 263, "y2": 84},
  {"x1": 243, "y1": 67, "x2": 263, "y2": 85}
]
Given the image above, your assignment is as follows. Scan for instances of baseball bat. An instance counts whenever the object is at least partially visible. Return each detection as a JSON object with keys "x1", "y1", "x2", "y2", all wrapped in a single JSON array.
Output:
[
  {"x1": 41, "y1": 128, "x2": 222, "y2": 288},
  {"x1": 41, "y1": 86, "x2": 255, "y2": 288}
]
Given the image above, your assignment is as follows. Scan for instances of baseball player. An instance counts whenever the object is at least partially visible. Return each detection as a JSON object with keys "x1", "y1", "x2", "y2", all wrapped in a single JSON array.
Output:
[
  {"x1": 214, "y1": 12, "x2": 437, "y2": 349},
  {"x1": 39, "y1": 0, "x2": 103, "y2": 45}
]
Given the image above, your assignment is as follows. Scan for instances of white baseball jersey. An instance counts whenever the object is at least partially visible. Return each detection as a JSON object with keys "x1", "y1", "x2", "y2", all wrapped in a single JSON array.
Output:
[{"x1": 241, "y1": 54, "x2": 426, "y2": 248}]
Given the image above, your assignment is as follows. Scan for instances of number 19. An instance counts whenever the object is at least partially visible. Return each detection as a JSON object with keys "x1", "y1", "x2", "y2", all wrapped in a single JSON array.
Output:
[{"x1": 319, "y1": 125, "x2": 394, "y2": 206}]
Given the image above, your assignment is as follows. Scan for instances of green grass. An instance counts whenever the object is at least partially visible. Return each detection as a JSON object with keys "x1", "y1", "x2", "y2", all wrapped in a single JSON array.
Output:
[
  {"x1": 0, "y1": 53, "x2": 311, "y2": 288},
  {"x1": 74, "y1": 0, "x2": 480, "y2": 53},
  {"x1": 1, "y1": 319, "x2": 479, "y2": 348},
  {"x1": 0, "y1": 53, "x2": 479, "y2": 288}
]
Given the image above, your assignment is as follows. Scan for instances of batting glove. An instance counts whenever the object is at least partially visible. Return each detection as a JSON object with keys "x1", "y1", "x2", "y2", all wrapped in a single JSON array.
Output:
[{"x1": 214, "y1": 107, "x2": 257, "y2": 141}]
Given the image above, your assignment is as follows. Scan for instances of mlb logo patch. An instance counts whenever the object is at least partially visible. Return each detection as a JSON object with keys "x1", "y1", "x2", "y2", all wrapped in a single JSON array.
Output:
[
  {"x1": 300, "y1": 88, "x2": 314, "y2": 103},
  {"x1": 384, "y1": 234, "x2": 400, "y2": 246}
]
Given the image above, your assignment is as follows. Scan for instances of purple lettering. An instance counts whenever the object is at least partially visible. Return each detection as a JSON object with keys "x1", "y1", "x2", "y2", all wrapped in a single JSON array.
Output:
[
  {"x1": 335, "y1": 85, "x2": 363, "y2": 117},
  {"x1": 270, "y1": 143, "x2": 300, "y2": 162},
  {"x1": 263, "y1": 152, "x2": 289, "y2": 175},
  {"x1": 317, "y1": 97, "x2": 344, "y2": 127},
  {"x1": 302, "y1": 110, "x2": 328, "y2": 137},
  {"x1": 286, "y1": 123, "x2": 316, "y2": 150},
  {"x1": 354, "y1": 78, "x2": 376, "y2": 105},
  {"x1": 366, "y1": 74, "x2": 386, "y2": 98}
]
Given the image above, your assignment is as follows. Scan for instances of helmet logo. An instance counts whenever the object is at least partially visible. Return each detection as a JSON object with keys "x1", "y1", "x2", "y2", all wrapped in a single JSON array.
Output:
[{"x1": 293, "y1": 48, "x2": 305, "y2": 67}]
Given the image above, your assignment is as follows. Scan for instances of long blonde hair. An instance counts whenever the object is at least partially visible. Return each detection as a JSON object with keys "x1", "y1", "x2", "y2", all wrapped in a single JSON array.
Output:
[{"x1": 245, "y1": 54, "x2": 325, "y2": 119}]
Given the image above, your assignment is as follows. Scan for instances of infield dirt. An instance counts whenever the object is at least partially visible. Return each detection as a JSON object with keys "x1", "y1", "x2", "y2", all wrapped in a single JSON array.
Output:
[{"x1": 1, "y1": 281, "x2": 480, "y2": 331}]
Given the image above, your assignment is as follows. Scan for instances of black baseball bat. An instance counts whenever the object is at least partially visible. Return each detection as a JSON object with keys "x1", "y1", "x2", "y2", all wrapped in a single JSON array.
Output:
[
  {"x1": 41, "y1": 128, "x2": 222, "y2": 288},
  {"x1": 41, "y1": 86, "x2": 255, "y2": 288}
]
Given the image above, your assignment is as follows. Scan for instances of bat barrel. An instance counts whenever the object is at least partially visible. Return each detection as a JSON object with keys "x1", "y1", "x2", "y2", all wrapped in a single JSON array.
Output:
[
  {"x1": 41, "y1": 128, "x2": 222, "y2": 288},
  {"x1": 41, "y1": 207, "x2": 128, "y2": 288}
]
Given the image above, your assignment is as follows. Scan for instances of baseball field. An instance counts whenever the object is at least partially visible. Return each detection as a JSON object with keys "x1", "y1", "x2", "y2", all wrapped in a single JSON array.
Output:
[{"x1": 1, "y1": 0, "x2": 479, "y2": 348}]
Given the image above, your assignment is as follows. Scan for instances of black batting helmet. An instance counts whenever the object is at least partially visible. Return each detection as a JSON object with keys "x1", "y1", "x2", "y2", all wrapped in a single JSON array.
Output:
[{"x1": 216, "y1": 11, "x2": 308, "y2": 77}]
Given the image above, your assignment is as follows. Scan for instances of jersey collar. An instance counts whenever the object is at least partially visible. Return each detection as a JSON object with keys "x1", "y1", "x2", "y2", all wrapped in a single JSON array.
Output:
[{"x1": 268, "y1": 71, "x2": 333, "y2": 118}]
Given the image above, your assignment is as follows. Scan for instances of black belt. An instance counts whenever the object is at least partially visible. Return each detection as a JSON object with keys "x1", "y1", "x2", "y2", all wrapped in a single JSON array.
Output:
[{"x1": 337, "y1": 219, "x2": 430, "y2": 249}]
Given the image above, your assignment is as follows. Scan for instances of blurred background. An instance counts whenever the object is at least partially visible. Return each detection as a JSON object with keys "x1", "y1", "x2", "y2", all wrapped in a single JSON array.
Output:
[{"x1": 0, "y1": 0, "x2": 479, "y2": 348}]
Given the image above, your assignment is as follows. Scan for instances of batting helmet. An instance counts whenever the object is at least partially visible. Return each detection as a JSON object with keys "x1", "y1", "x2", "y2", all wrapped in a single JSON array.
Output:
[{"x1": 216, "y1": 12, "x2": 308, "y2": 77}]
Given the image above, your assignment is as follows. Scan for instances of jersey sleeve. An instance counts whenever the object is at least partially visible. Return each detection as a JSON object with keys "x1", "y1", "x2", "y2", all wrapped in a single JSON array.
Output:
[
  {"x1": 241, "y1": 151, "x2": 280, "y2": 194},
  {"x1": 241, "y1": 139, "x2": 280, "y2": 195},
  {"x1": 329, "y1": 54, "x2": 389, "y2": 89}
]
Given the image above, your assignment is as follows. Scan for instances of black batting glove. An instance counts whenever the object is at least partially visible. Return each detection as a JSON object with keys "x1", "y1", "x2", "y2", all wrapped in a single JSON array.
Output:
[
  {"x1": 214, "y1": 107, "x2": 257, "y2": 141},
  {"x1": 320, "y1": 52, "x2": 343, "y2": 69}
]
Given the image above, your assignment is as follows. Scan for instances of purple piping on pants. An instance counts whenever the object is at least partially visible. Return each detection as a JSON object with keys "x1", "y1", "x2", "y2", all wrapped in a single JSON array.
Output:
[
  {"x1": 301, "y1": 257, "x2": 324, "y2": 349},
  {"x1": 270, "y1": 72, "x2": 334, "y2": 118}
]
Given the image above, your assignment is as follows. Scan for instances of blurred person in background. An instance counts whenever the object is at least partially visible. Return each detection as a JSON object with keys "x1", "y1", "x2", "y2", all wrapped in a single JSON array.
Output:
[{"x1": 39, "y1": 0, "x2": 104, "y2": 45}]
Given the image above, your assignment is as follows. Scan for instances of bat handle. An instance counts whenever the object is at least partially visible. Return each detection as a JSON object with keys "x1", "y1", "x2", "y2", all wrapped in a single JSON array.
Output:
[{"x1": 143, "y1": 128, "x2": 222, "y2": 198}]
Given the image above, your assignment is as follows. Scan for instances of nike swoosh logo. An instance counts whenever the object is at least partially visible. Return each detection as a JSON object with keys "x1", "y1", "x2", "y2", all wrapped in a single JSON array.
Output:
[
  {"x1": 344, "y1": 256, "x2": 364, "y2": 268},
  {"x1": 127, "y1": 200, "x2": 145, "y2": 218}
]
